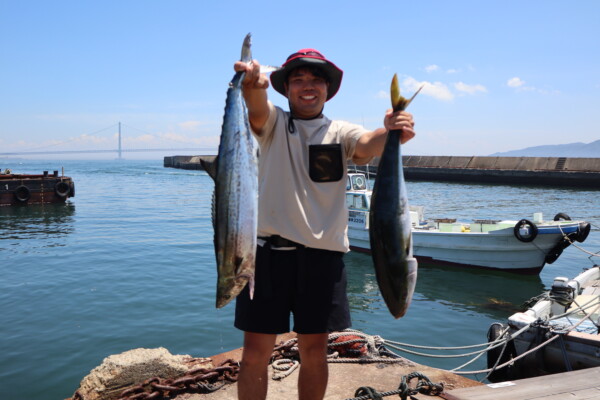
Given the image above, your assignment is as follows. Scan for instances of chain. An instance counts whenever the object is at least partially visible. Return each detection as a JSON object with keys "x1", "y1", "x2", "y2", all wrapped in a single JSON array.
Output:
[
  {"x1": 111, "y1": 359, "x2": 239, "y2": 400},
  {"x1": 347, "y1": 371, "x2": 445, "y2": 400}
]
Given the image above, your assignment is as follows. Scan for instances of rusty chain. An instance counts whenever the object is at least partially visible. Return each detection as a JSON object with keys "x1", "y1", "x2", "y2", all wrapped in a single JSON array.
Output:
[{"x1": 105, "y1": 359, "x2": 239, "y2": 400}]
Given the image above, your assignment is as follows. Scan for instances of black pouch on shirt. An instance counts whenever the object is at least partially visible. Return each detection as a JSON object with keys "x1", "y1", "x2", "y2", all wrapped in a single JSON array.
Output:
[{"x1": 309, "y1": 144, "x2": 343, "y2": 182}]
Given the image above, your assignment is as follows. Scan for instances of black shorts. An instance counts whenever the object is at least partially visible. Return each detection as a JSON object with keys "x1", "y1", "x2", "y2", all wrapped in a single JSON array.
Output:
[{"x1": 234, "y1": 244, "x2": 351, "y2": 334}]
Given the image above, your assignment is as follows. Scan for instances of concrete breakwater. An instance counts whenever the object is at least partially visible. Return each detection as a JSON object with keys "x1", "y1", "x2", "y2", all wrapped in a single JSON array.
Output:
[{"x1": 164, "y1": 155, "x2": 600, "y2": 188}]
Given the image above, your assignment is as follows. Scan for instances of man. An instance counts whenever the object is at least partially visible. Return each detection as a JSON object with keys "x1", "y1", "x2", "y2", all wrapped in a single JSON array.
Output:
[{"x1": 233, "y1": 49, "x2": 415, "y2": 400}]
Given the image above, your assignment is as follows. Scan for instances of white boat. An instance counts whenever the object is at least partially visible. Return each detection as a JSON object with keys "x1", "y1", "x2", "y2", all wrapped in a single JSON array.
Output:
[
  {"x1": 346, "y1": 172, "x2": 591, "y2": 274},
  {"x1": 486, "y1": 264, "x2": 600, "y2": 381}
]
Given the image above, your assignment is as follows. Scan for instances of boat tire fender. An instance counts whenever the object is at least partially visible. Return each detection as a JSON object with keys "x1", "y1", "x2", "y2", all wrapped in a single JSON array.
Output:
[
  {"x1": 576, "y1": 222, "x2": 591, "y2": 243},
  {"x1": 354, "y1": 175, "x2": 365, "y2": 190},
  {"x1": 486, "y1": 323, "x2": 517, "y2": 382},
  {"x1": 545, "y1": 247, "x2": 564, "y2": 264},
  {"x1": 514, "y1": 219, "x2": 538, "y2": 242},
  {"x1": 54, "y1": 181, "x2": 70, "y2": 198},
  {"x1": 553, "y1": 213, "x2": 571, "y2": 221},
  {"x1": 14, "y1": 185, "x2": 31, "y2": 203}
]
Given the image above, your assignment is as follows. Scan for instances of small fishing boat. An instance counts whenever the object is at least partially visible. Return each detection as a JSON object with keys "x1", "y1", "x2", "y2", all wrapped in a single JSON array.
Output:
[
  {"x1": 486, "y1": 264, "x2": 600, "y2": 382},
  {"x1": 0, "y1": 169, "x2": 75, "y2": 206},
  {"x1": 346, "y1": 172, "x2": 590, "y2": 274}
]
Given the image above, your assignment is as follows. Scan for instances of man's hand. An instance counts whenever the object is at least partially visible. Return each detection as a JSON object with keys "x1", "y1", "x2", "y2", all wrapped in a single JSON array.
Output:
[
  {"x1": 384, "y1": 110, "x2": 415, "y2": 144},
  {"x1": 233, "y1": 60, "x2": 270, "y2": 134},
  {"x1": 234, "y1": 60, "x2": 269, "y2": 90}
]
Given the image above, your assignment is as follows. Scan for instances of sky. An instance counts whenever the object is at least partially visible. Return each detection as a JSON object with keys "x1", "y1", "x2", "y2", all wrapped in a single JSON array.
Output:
[{"x1": 1, "y1": 0, "x2": 599, "y2": 160}]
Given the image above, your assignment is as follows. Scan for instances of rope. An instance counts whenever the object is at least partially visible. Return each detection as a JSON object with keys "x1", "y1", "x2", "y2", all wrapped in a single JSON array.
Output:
[
  {"x1": 383, "y1": 330, "x2": 513, "y2": 360},
  {"x1": 452, "y1": 302, "x2": 600, "y2": 375},
  {"x1": 344, "y1": 372, "x2": 444, "y2": 400},
  {"x1": 379, "y1": 285, "x2": 600, "y2": 377},
  {"x1": 557, "y1": 222, "x2": 600, "y2": 259},
  {"x1": 270, "y1": 330, "x2": 409, "y2": 381},
  {"x1": 268, "y1": 298, "x2": 600, "y2": 383},
  {"x1": 272, "y1": 358, "x2": 300, "y2": 380}
]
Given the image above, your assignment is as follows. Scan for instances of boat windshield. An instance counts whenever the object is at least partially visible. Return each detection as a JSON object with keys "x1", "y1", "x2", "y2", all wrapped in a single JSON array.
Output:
[{"x1": 347, "y1": 173, "x2": 368, "y2": 191}]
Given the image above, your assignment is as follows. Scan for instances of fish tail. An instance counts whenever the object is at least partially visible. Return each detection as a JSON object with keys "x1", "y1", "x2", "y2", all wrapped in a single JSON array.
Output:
[{"x1": 248, "y1": 276, "x2": 255, "y2": 300}]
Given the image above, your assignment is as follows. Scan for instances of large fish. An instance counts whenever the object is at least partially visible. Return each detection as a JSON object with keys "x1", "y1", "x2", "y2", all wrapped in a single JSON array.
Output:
[
  {"x1": 201, "y1": 33, "x2": 258, "y2": 308},
  {"x1": 368, "y1": 74, "x2": 421, "y2": 318}
]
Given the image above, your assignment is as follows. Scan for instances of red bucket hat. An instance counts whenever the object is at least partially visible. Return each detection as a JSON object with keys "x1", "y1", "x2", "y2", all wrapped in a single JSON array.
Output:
[{"x1": 270, "y1": 49, "x2": 343, "y2": 101}]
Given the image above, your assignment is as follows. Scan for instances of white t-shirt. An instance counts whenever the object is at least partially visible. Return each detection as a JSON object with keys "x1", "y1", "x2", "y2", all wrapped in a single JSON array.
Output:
[{"x1": 253, "y1": 102, "x2": 371, "y2": 252}]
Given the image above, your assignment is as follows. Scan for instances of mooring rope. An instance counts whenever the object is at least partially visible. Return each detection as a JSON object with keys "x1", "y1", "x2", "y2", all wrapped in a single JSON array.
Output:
[
  {"x1": 270, "y1": 300, "x2": 600, "y2": 382},
  {"x1": 557, "y1": 222, "x2": 600, "y2": 258},
  {"x1": 452, "y1": 302, "x2": 600, "y2": 375},
  {"x1": 344, "y1": 371, "x2": 444, "y2": 400}
]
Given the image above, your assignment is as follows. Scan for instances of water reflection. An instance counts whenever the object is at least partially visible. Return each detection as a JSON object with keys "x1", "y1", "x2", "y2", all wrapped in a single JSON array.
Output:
[
  {"x1": 0, "y1": 202, "x2": 76, "y2": 244},
  {"x1": 344, "y1": 251, "x2": 544, "y2": 320},
  {"x1": 416, "y1": 266, "x2": 544, "y2": 319},
  {"x1": 344, "y1": 251, "x2": 381, "y2": 312}
]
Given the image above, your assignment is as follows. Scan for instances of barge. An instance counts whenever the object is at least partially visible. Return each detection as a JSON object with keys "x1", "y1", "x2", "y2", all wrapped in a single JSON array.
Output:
[{"x1": 0, "y1": 169, "x2": 75, "y2": 206}]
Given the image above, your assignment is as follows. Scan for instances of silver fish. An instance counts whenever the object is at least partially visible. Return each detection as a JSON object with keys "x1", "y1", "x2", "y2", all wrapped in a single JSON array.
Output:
[
  {"x1": 368, "y1": 74, "x2": 421, "y2": 318},
  {"x1": 201, "y1": 33, "x2": 258, "y2": 308}
]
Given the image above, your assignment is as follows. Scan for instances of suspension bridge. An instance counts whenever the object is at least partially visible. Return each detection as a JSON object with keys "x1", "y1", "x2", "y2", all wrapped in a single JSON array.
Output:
[{"x1": 0, "y1": 122, "x2": 216, "y2": 158}]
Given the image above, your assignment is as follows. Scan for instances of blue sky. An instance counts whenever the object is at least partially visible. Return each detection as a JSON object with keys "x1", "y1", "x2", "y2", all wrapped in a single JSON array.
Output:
[{"x1": 1, "y1": 0, "x2": 599, "y2": 159}]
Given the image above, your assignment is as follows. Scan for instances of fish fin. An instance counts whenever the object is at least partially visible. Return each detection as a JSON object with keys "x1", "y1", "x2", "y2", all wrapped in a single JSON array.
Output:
[
  {"x1": 404, "y1": 85, "x2": 424, "y2": 109},
  {"x1": 248, "y1": 276, "x2": 255, "y2": 300},
  {"x1": 234, "y1": 256, "x2": 244, "y2": 269},
  {"x1": 405, "y1": 234, "x2": 413, "y2": 256},
  {"x1": 234, "y1": 257, "x2": 254, "y2": 300},
  {"x1": 390, "y1": 73, "x2": 402, "y2": 110},
  {"x1": 260, "y1": 65, "x2": 281, "y2": 74},
  {"x1": 200, "y1": 156, "x2": 218, "y2": 181}
]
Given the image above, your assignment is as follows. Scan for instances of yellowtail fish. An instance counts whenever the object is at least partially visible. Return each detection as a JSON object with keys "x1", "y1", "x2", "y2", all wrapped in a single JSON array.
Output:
[{"x1": 368, "y1": 74, "x2": 422, "y2": 318}]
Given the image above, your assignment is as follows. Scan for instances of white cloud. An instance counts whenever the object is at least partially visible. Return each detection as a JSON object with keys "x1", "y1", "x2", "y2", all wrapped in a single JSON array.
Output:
[
  {"x1": 376, "y1": 90, "x2": 388, "y2": 99},
  {"x1": 454, "y1": 82, "x2": 487, "y2": 94},
  {"x1": 403, "y1": 76, "x2": 454, "y2": 101},
  {"x1": 425, "y1": 64, "x2": 439, "y2": 73},
  {"x1": 178, "y1": 120, "x2": 203, "y2": 131},
  {"x1": 507, "y1": 77, "x2": 525, "y2": 88},
  {"x1": 506, "y1": 77, "x2": 559, "y2": 94}
]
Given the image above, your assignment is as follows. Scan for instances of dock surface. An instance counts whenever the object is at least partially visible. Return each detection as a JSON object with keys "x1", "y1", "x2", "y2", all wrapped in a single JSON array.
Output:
[
  {"x1": 181, "y1": 360, "x2": 481, "y2": 400},
  {"x1": 173, "y1": 333, "x2": 482, "y2": 399},
  {"x1": 444, "y1": 366, "x2": 600, "y2": 400}
]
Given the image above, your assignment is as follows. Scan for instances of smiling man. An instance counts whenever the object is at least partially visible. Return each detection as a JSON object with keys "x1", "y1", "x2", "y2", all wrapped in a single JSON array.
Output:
[{"x1": 232, "y1": 49, "x2": 416, "y2": 400}]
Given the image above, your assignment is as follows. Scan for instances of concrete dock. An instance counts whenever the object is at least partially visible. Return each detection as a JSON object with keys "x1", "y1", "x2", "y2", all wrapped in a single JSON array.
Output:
[
  {"x1": 164, "y1": 155, "x2": 600, "y2": 188},
  {"x1": 176, "y1": 334, "x2": 482, "y2": 400},
  {"x1": 69, "y1": 332, "x2": 600, "y2": 399}
]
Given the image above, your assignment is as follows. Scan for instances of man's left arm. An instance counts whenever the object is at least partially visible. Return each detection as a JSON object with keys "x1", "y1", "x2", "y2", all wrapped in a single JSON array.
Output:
[{"x1": 353, "y1": 110, "x2": 415, "y2": 159}]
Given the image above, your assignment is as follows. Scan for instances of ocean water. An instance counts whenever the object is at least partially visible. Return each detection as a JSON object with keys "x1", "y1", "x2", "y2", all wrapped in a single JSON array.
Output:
[{"x1": 1, "y1": 159, "x2": 598, "y2": 400}]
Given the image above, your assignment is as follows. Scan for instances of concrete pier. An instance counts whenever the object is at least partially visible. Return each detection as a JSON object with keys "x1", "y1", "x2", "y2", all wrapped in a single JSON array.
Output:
[
  {"x1": 400, "y1": 155, "x2": 600, "y2": 188},
  {"x1": 164, "y1": 155, "x2": 215, "y2": 170},
  {"x1": 164, "y1": 155, "x2": 600, "y2": 188}
]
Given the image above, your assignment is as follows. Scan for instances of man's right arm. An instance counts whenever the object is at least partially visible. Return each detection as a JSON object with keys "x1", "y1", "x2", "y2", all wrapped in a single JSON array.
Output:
[{"x1": 234, "y1": 60, "x2": 271, "y2": 135}]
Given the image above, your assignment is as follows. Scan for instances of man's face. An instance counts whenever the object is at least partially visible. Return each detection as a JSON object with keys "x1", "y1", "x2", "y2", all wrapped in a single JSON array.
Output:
[{"x1": 285, "y1": 67, "x2": 329, "y2": 119}]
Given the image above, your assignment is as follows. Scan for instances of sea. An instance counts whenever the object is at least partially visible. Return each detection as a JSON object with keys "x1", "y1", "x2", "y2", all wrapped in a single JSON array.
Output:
[{"x1": 1, "y1": 158, "x2": 598, "y2": 400}]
